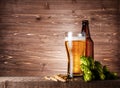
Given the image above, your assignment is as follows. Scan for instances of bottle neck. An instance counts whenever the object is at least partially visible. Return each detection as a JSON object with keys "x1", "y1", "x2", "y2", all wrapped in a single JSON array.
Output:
[{"x1": 81, "y1": 22, "x2": 91, "y2": 38}]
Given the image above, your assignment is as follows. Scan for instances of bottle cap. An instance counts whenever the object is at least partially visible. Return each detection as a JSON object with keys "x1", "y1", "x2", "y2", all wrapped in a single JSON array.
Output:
[{"x1": 82, "y1": 20, "x2": 89, "y2": 25}]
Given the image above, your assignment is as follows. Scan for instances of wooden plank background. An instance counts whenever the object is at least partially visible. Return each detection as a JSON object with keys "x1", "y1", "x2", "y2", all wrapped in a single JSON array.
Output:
[{"x1": 0, "y1": 0, "x2": 120, "y2": 76}]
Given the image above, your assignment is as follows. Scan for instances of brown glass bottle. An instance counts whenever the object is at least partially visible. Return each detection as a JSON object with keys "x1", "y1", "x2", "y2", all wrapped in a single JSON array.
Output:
[{"x1": 81, "y1": 20, "x2": 94, "y2": 59}]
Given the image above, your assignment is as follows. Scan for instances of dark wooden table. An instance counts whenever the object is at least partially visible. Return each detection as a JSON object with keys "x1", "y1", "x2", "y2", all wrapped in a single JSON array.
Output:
[{"x1": 0, "y1": 77, "x2": 120, "y2": 88}]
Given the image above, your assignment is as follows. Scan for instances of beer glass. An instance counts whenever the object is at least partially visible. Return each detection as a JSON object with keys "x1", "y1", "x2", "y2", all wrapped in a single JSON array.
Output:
[{"x1": 65, "y1": 32, "x2": 86, "y2": 78}]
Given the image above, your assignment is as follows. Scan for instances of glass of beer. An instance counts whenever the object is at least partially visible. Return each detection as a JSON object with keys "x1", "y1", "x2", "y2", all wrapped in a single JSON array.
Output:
[{"x1": 65, "y1": 32, "x2": 86, "y2": 78}]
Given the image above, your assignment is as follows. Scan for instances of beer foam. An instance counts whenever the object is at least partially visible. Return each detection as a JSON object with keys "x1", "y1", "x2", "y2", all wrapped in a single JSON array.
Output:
[
  {"x1": 65, "y1": 32, "x2": 85, "y2": 41},
  {"x1": 65, "y1": 35, "x2": 85, "y2": 41},
  {"x1": 67, "y1": 32, "x2": 72, "y2": 41}
]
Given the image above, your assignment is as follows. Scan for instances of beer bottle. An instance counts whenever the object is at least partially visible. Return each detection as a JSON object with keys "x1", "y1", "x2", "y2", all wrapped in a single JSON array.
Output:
[{"x1": 81, "y1": 20, "x2": 94, "y2": 59}]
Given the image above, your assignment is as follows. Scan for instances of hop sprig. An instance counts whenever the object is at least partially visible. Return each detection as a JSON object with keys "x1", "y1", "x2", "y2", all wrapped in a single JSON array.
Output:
[{"x1": 80, "y1": 56, "x2": 118, "y2": 82}]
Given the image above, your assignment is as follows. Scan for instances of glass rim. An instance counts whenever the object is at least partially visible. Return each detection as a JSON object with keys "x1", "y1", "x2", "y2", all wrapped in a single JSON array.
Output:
[{"x1": 65, "y1": 32, "x2": 85, "y2": 41}]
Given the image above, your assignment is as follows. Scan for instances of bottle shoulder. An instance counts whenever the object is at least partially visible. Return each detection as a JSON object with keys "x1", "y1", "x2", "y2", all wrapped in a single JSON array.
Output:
[{"x1": 86, "y1": 37, "x2": 94, "y2": 43}]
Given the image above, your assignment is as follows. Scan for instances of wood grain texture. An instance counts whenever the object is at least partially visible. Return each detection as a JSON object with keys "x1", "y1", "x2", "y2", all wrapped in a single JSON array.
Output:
[
  {"x1": 0, "y1": 77, "x2": 120, "y2": 88},
  {"x1": 0, "y1": 0, "x2": 120, "y2": 76}
]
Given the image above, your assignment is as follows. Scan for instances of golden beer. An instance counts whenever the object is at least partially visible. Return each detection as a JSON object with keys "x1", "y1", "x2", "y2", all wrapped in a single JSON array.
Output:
[{"x1": 65, "y1": 33, "x2": 85, "y2": 78}]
